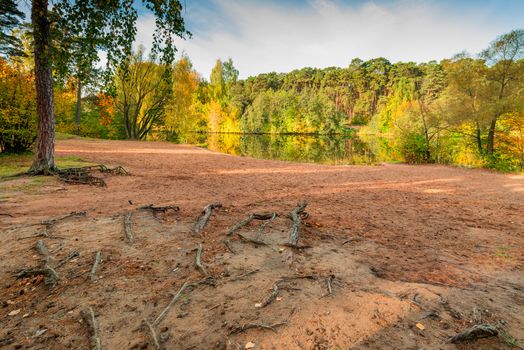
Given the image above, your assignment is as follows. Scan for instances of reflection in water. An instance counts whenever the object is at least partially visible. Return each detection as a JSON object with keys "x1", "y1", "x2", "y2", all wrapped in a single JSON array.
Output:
[{"x1": 173, "y1": 133, "x2": 385, "y2": 165}]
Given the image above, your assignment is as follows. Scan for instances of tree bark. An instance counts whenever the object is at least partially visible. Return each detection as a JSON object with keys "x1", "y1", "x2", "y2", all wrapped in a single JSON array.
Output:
[
  {"x1": 30, "y1": 0, "x2": 56, "y2": 174},
  {"x1": 486, "y1": 117, "x2": 497, "y2": 155},
  {"x1": 75, "y1": 77, "x2": 82, "y2": 130}
]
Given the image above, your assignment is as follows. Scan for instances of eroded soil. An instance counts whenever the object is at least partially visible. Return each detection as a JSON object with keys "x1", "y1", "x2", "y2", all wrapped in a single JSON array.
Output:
[{"x1": 1, "y1": 139, "x2": 523, "y2": 349}]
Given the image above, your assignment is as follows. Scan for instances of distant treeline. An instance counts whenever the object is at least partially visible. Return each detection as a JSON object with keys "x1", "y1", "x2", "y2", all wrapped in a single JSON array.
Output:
[{"x1": 1, "y1": 30, "x2": 523, "y2": 170}]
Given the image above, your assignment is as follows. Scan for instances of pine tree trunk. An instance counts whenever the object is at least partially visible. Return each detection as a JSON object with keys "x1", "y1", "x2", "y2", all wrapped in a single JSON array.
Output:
[
  {"x1": 487, "y1": 117, "x2": 497, "y2": 155},
  {"x1": 30, "y1": 0, "x2": 56, "y2": 174},
  {"x1": 75, "y1": 77, "x2": 82, "y2": 131}
]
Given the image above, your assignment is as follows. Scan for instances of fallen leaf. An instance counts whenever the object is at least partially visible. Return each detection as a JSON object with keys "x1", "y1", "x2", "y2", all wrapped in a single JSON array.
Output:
[
  {"x1": 8, "y1": 309, "x2": 21, "y2": 316},
  {"x1": 22, "y1": 313, "x2": 30, "y2": 318},
  {"x1": 416, "y1": 323, "x2": 425, "y2": 330},
  {"x1": 276, "y1": 297, "x2": 282, "y2": 301},
  {"x1": 245, "y1": 341, "x2": 255, "y2": 349},
  {"x1": 254, "y1": 303, "x2": 262, "y2": 308}
]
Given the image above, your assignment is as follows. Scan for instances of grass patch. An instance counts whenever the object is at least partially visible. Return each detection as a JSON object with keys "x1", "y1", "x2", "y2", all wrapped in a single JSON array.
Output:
[
  {"x1": 0, "y1": 153, "x2": 96, "y2": 179},
  {"x1": 494, "y1": 245, "x2": 513, "y2": 259}
]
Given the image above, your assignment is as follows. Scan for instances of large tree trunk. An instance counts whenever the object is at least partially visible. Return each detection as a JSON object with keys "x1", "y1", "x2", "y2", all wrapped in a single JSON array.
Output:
[
  {"x1": 487, "y1": 117, "x2": 497, "y2": 155},
  {"x1": 30, "y1": 0, "x2": 56, "y2": 174},
  {"x1": 75, "y1": 77, "x2": 82, "y2": 131}
]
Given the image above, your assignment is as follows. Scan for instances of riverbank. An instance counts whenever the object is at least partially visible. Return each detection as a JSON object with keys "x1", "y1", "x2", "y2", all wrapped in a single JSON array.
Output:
[{"x1": 1, "y1": 138, "x2": 523, "y2": 349}]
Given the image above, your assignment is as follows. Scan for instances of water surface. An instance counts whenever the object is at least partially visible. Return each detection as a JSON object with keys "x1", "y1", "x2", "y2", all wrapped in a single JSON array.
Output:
[{"x1": 175, "y1": 133, "x2": 389, "y2": 165}]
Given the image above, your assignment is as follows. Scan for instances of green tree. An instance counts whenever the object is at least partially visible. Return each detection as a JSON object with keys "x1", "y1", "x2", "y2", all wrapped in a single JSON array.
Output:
[
  {"x1": 29, "y1": 0, "x2": 188, "y2": 174},
  {"x1": 0, "y1": 0, "x2": 25, "y2": 58}
]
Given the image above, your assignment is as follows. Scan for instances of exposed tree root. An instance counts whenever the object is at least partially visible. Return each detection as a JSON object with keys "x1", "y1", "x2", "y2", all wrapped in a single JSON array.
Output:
[
  {"x1": 55, "y1": 164, "x2": 129, "y2": 187},
  {"x1": 90, "y1": 251, "x2": 102, "y2": 281},
  {"x1": 227, "y1": 212, "x2": 277, "y2": 236},
  {"x1": 123, "y1": 212, "x2": 134, "y2": 244},
  {"x1": 194, "y1": 244, "x2": 208, "y2": 276},
  {"x1": 42, "y1": 211, "x2": 87, "y2": 227},
  {"x1": 98, "y1": 165, "x2": 130, "y2": 176},
  {"x1": 143, "y1": 321, "x2": 160, "y2": 350},
  {"x1": 222, "y1": 239, "x2": 236, "y2": 254},
  {"x1": 35, "y1": 239, "x2": 50, "y2": 263},
  {"x1": 153, "y1": 281, "x2": 191, "y2": 326},
  {"x1": 139, "y1": 204, "x2": 180, "y2": 214},
  {"x1": 227, "y1": 269, "x2": 260, "y2": 282},
  {"x1": 229, "y1": 321, "x2": 287, "y2": 335},
  {"x1": 55, "y1": 250, "x2": 80, "y2": 269},
  {"x1": 194, "y1": 203, "x2": 222, "y2": 233},
  {"x1": 16, "y1": 266, "x2": 59, "y2": 285},
  {"x1": 237, "y1": 232, "x2": 270, "y2": 247},
  {"x1": 448, "y1": 324, "x2": 498, "y2": 343},
  {"x1": 257, "y1": 274, "x2": 319, "y2": 308},
  {"x1": 81, "y1": 307, "x2": 102, "y2": 350},
  {"x1": 288, "y1": 201, "x2": 308, "y2": 247}
]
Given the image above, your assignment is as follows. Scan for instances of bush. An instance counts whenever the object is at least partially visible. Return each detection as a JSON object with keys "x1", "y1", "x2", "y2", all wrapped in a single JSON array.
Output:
[
  {"x1": 0, "y1": 59, "x2": 37, "y2": 153},
  {"x1": 400, "y1": 132, "x2": 430, "y2": 164}
]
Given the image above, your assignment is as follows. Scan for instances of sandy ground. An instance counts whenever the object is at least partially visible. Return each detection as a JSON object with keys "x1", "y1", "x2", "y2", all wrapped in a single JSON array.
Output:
[{"x1": 0, "y1": 138, "x2": 523, "y2": 350}]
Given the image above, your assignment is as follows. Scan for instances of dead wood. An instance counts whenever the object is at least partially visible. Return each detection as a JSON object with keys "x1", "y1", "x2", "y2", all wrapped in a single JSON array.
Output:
[
  {"x1": 448, "y1": 324, "x2": 498, "y2": 343},
  {"x1": 226, "y1": 212, "x2": 277, "y2": 236},
  {"x1": 288, "y1": 201, "x2": 308, "y2": 247},
  {"x1": 81, "y1": 307, "x2": 102, "y2": 350},
  {"x1": 16, "y1": 266, "x2": 59, "y2": 285},
  {"x1": 55, "y1": 250, "x2": 80, "y2": 269},
  {"x1": 50, "y1": 242, "x2": 64, "y2": 254},
  {"x1": 194, "y1": 244, "x2": 208, "y2": 276},
  {"x1": 90, "y1": 251, "x2": 102, "y2": 281},
  {"x1": 143, "y1": 321, "x2": 160, "y2": 350},
  {"x1": 123, "y1": 212, "x2": 134, "y2": 244},
  {"x1": 229, "y1": 321, "x2": 287, "y2": 335},
  {"x1": 193, "y1": 203, "x2": 222, "y2": 233},
  {"x1": 326, "y1": 275, "x2": 334, "y2": 295},
  {"x1": 153, "y1": 281, "x2": 191, "y2": 326}
]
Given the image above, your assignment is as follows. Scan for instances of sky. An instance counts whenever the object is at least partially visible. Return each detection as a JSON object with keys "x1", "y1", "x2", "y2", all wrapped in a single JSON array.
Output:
[{"x1": 136, "y1": 0, "x2": 524, "y2": 79}]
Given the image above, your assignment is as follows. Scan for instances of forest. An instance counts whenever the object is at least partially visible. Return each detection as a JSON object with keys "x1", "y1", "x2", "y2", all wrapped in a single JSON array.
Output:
[{"x1": 1, "y1": 20, "x2": 523, "y2": 171}]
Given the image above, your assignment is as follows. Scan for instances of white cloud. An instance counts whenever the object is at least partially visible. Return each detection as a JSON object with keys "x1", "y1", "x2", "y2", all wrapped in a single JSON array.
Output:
[{"x1": 134, "y1": 0, "x2": 517, "y2": 79}]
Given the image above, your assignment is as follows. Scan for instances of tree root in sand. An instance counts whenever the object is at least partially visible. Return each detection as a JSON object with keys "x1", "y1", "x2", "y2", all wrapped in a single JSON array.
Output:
[
  {"x1": 256, "y1": 275, "x2": 319, "y2": 308},
  {"x1": 55, "y1": 250, "x2": 80, "y2": 269},
  {"x1": 56, "y1": 165, "x2": 129, "y2": 187},
  {"x1": 123, "y1": 212, "x2": 134, "y2": 244},
  {"x1": 90, "y1": 251, "x2": 102, "y2": 281},
  {"x1": 227, "y1": 212, "x2": 277, "y2": 236},
  {"x1": 287, "y1": 201, "x2": 308, "y2": 247},
  {"x1": 139, "y1": 204, "x2": 180, "y2": 218},
  {"x1": 194, "y1": 244, "x2": 208, "y2": 276},
  {"x1": 229, "y1": 321, "x2": 288, "y2": 335},
  {"x1": 81, "y1": 307, "x2": 102, "y2": 350},
  {"x1": 16, "y1": 266, "x2": 59, "y2": 285},
  {"x1": 448, "y1": 324, "x2": 498, "y2": 343},
  {"x1": 193, "y1": 203, "x2": 222, "y2": 233}
]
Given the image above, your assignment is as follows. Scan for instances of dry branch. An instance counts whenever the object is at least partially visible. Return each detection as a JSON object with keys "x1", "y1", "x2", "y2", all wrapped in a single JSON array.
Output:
[
  {"x1": 227, "y1": 212, "x2": 277, "y2": 236},
  {"x1": 288, "y1": 201, "x2": 308, "y2": 246},
  {"x1": 55, "y1": 250, "x2": 80, "y2": 269},
  {"x1": 194, "y1": 244, "x2": 208, "y2": 276},
  {"x1": 153, "y1": 281, "x2": 191, "y2": 326},
  {"x1": 448, "y1": 324, "x2": 498, "y2": 343},
  {"x1": 326, "y1": 275, "x2": 334, "y2": 295},
  {"x1": 90, "y1": 251, "x2": 102, "y2": 281},
  {"x1": 81, "y1": 307, "x2": 102, "y2": 350},
  {"x1": 258, "y1": 283, "x2": 280, "y2": 308},
  {"x1": 123, "y1": 212, "x2": 134, "y2": 244},
  {"x1": 193, "y1": 203, "x2": 222, "y2": 233}
]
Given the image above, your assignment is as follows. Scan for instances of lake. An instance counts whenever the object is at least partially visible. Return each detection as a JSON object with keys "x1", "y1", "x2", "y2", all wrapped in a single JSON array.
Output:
[{"x1": 174, "y1": 133, "x2": 392, "y2": 165}]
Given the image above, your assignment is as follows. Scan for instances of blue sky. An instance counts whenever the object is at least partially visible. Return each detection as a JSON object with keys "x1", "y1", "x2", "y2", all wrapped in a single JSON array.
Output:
[{"x1": 135, "y1": 0, "x2": 523, "y2": 78}]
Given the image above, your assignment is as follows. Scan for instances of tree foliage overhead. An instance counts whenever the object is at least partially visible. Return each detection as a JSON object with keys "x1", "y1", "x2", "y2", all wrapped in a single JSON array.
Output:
[{"x1": 0, "y1": 0, "x2": 25, "y2": 58}]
